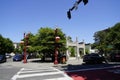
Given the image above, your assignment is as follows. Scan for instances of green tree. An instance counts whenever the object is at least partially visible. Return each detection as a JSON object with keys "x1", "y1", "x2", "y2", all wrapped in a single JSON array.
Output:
[
  {"x1": 109, "y1": 23, "x2": 120, "y2": 49},
  {"x1": 93, "y1": 23, "x2": 120, "y2": 53},
  {"x1": 26, "y1": 27, "x2": 66, "y2": 56},
  {"x1": 0, "y1": 34, "x2": 14, "y2": 54},
  {"x1": 70, "y1": 47, "x2": 75, "y2": 57}
]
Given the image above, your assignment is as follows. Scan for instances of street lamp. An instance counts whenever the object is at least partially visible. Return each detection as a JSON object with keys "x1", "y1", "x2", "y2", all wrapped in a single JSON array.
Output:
[{"x1": 54, "y1": 28, "x2": 60, "y2": 65}]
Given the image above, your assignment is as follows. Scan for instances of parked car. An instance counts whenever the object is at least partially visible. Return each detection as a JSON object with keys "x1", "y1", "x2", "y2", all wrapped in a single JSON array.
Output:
[
  {"x1": 109, "y1": 53, "x2": 120, "y2": 62},
  {"x1": 83, "y1": 53, "x2": 104, "y2": 64},
  {"x1": 0, "y1": 55, "x2": 6, "y2": 63},
  {"x1": 41, "y1": 53, "x2": 54, "y2": 62},
  {"x1": 13, "y1": 54, "x2": 23, "y2": 61},
  {"x1": 6, "y1": 53, "x2": 12, "y2": 58}
]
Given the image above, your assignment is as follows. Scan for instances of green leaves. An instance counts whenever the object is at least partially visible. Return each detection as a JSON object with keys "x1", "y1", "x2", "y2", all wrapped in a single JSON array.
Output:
[
  {"x1": 93, "y1": 23, "x2": 120, "y2": 52},
  {"x1": 0, "y1": 35, "x2": 14, "y2": 54},
  {"x1": 26, "y1": 27, "x2": 66, "y2": 54}
]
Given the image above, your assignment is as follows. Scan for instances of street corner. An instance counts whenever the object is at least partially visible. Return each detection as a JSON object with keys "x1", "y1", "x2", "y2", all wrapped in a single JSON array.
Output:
[{"x1": 66, "y1": 66, "x2": 120, "y2": 80}]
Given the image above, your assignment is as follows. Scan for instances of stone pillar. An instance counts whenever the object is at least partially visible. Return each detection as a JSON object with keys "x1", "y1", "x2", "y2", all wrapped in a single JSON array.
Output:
[
  {"x1": 76, "y1": 37, "x2": 80, "y2": 59},
  {"x1": 83, "y1": 40, "x2": 86, "y2": 55},
  {"x1": 66, "y1": 37, "x2": 69, "y2": 60}
]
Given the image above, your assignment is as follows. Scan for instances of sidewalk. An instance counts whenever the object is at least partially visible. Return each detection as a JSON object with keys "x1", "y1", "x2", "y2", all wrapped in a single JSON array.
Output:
[{"x1": 67, "y1": 57, "x2": 83, "y2": 65}]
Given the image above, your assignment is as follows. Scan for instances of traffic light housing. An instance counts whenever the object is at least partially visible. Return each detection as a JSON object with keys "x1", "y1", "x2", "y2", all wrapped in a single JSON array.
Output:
[
  {"x1": 83, "y1": 0, "x2": 88, "y2": 5},
  {"x1": 67, "y1": 0, "x2": 88, "y2": 19},
  {"x1": 67, "y1": 10, "x2": 71, "y2": 19}
]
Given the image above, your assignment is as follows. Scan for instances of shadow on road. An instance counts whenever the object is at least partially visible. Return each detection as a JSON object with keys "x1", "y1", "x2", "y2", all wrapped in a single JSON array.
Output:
[
  {"x1": 65, "y1": 63, "x2": 120, "y2": 80},
  {"x1": 61, "y1": 63, "x2": 120, "y2": 72},
  {"x1": 29, "y1": 59, "x2": 53, "y2": 63},
  {"x1": 66, "y1": 67, "x2": 120, "y2": 80}
]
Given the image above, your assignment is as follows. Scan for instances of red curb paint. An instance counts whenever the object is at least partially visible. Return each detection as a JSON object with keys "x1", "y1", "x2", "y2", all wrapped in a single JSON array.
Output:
[{"x1": 67, "y1": 67, "x2": 120, "y2": 80}]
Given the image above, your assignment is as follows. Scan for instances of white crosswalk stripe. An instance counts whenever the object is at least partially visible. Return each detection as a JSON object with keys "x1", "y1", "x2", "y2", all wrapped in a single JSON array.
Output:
[{"x1": 11, "y1": 67, "x2": 73, "y2": 80}]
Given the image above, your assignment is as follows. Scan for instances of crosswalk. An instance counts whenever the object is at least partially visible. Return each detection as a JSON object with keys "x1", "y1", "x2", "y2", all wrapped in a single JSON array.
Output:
[{"x1": 11, "y1": 67, "x2": 73, "y2": 80}]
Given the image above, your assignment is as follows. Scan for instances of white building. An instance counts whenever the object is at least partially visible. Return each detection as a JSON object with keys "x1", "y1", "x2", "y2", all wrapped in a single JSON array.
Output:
[
  {"x1": 13, "y1": 42, "x2": 20, "y2": 49},
  {"x1": 66, "y1": 37, "x2": 85, "y2": 59}
]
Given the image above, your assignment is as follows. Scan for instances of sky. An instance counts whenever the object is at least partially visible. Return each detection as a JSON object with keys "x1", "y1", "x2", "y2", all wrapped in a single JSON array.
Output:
[{"x1": 0, "y1": 0, "x2": 120, "y2": 43}]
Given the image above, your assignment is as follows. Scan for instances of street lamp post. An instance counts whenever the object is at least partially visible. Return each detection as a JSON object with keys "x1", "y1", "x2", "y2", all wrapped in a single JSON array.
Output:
[{"x1": 54, "y1": 28, "x2": 60, "y2": 65}]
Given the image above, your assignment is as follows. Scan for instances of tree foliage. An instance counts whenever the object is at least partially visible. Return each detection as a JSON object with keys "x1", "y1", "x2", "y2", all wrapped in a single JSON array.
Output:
[
  {"x1": 0, "y1": 34, "x2": 14, "y2": 54},
  {"x1": 26, "y1": 27, "x2": 66, "y2": 55},
  {"x1": 92, "y1": 23, "x2": 120, "y2": 53},
  {"x1": 67, "y1": 36, "x2": 73, "y2": 42}
]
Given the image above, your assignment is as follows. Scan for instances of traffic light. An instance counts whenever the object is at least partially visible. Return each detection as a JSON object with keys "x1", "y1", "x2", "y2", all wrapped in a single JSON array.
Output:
[
  {"x1": 83, "y1": 0, "x2": 88, "y2": 5},
  {"x1": 67, "y1": 10, "x2": 71, "y2": 19},
  {"x1": 67, "y1": 0, "x2": 88, "y2": 19}
]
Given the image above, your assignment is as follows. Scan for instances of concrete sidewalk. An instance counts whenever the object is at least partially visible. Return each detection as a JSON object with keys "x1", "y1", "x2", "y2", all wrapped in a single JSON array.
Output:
[{"x1": 67, "y1": 57, "x2": 83, "y2": 65}]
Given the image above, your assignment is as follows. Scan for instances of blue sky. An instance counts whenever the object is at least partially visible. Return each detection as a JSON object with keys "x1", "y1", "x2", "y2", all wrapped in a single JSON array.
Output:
[{"x1": 0, "y1": 0, "x2": 120, "y2": 43}]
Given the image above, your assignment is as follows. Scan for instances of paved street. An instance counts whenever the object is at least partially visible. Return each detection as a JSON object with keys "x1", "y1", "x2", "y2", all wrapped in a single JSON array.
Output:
[
  {"x1": 0, "y1": 57, "x2": 120, "y2": 80},
  {"x1": 0, "y1": 58, "x2": 74, "y2": 80},
  {"x1": 0, "y1": 65, "x2": 20, "y2": 80},
  {"x1": 11, "y1": 67, "x2": 72, "y2": 80}
]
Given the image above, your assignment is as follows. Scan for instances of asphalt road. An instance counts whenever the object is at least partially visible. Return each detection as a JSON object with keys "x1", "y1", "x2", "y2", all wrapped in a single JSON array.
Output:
[
  {"x1": 0, "y1": 58, "x2": 72, "y2": 80},
  {"x1": 0, "y1": 58, "x2": 20, "y2": 80},
  {"x1": 0, "y1": 58, "x2": 120, "y2": 80},
  {"x1": 0, "y1": 65, "x2": 20, "y2": 80}
]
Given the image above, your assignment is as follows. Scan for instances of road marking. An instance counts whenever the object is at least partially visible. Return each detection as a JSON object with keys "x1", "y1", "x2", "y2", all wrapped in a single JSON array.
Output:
[
  {"x1": 50, "y1": 67, "x2": 73, "y2": 80},
  {"x1": 11, "y1": 68, "x2": 24, "y2": 80},
  {"x1": 20, "y1": 69, "x2": 57, "y2": 74},
  {"x1": 11, "y1": 67, "x2": 73, "y2": 80},
  {"x1": 18, "y1": 71, "x2": 63, "y2": 78}
]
